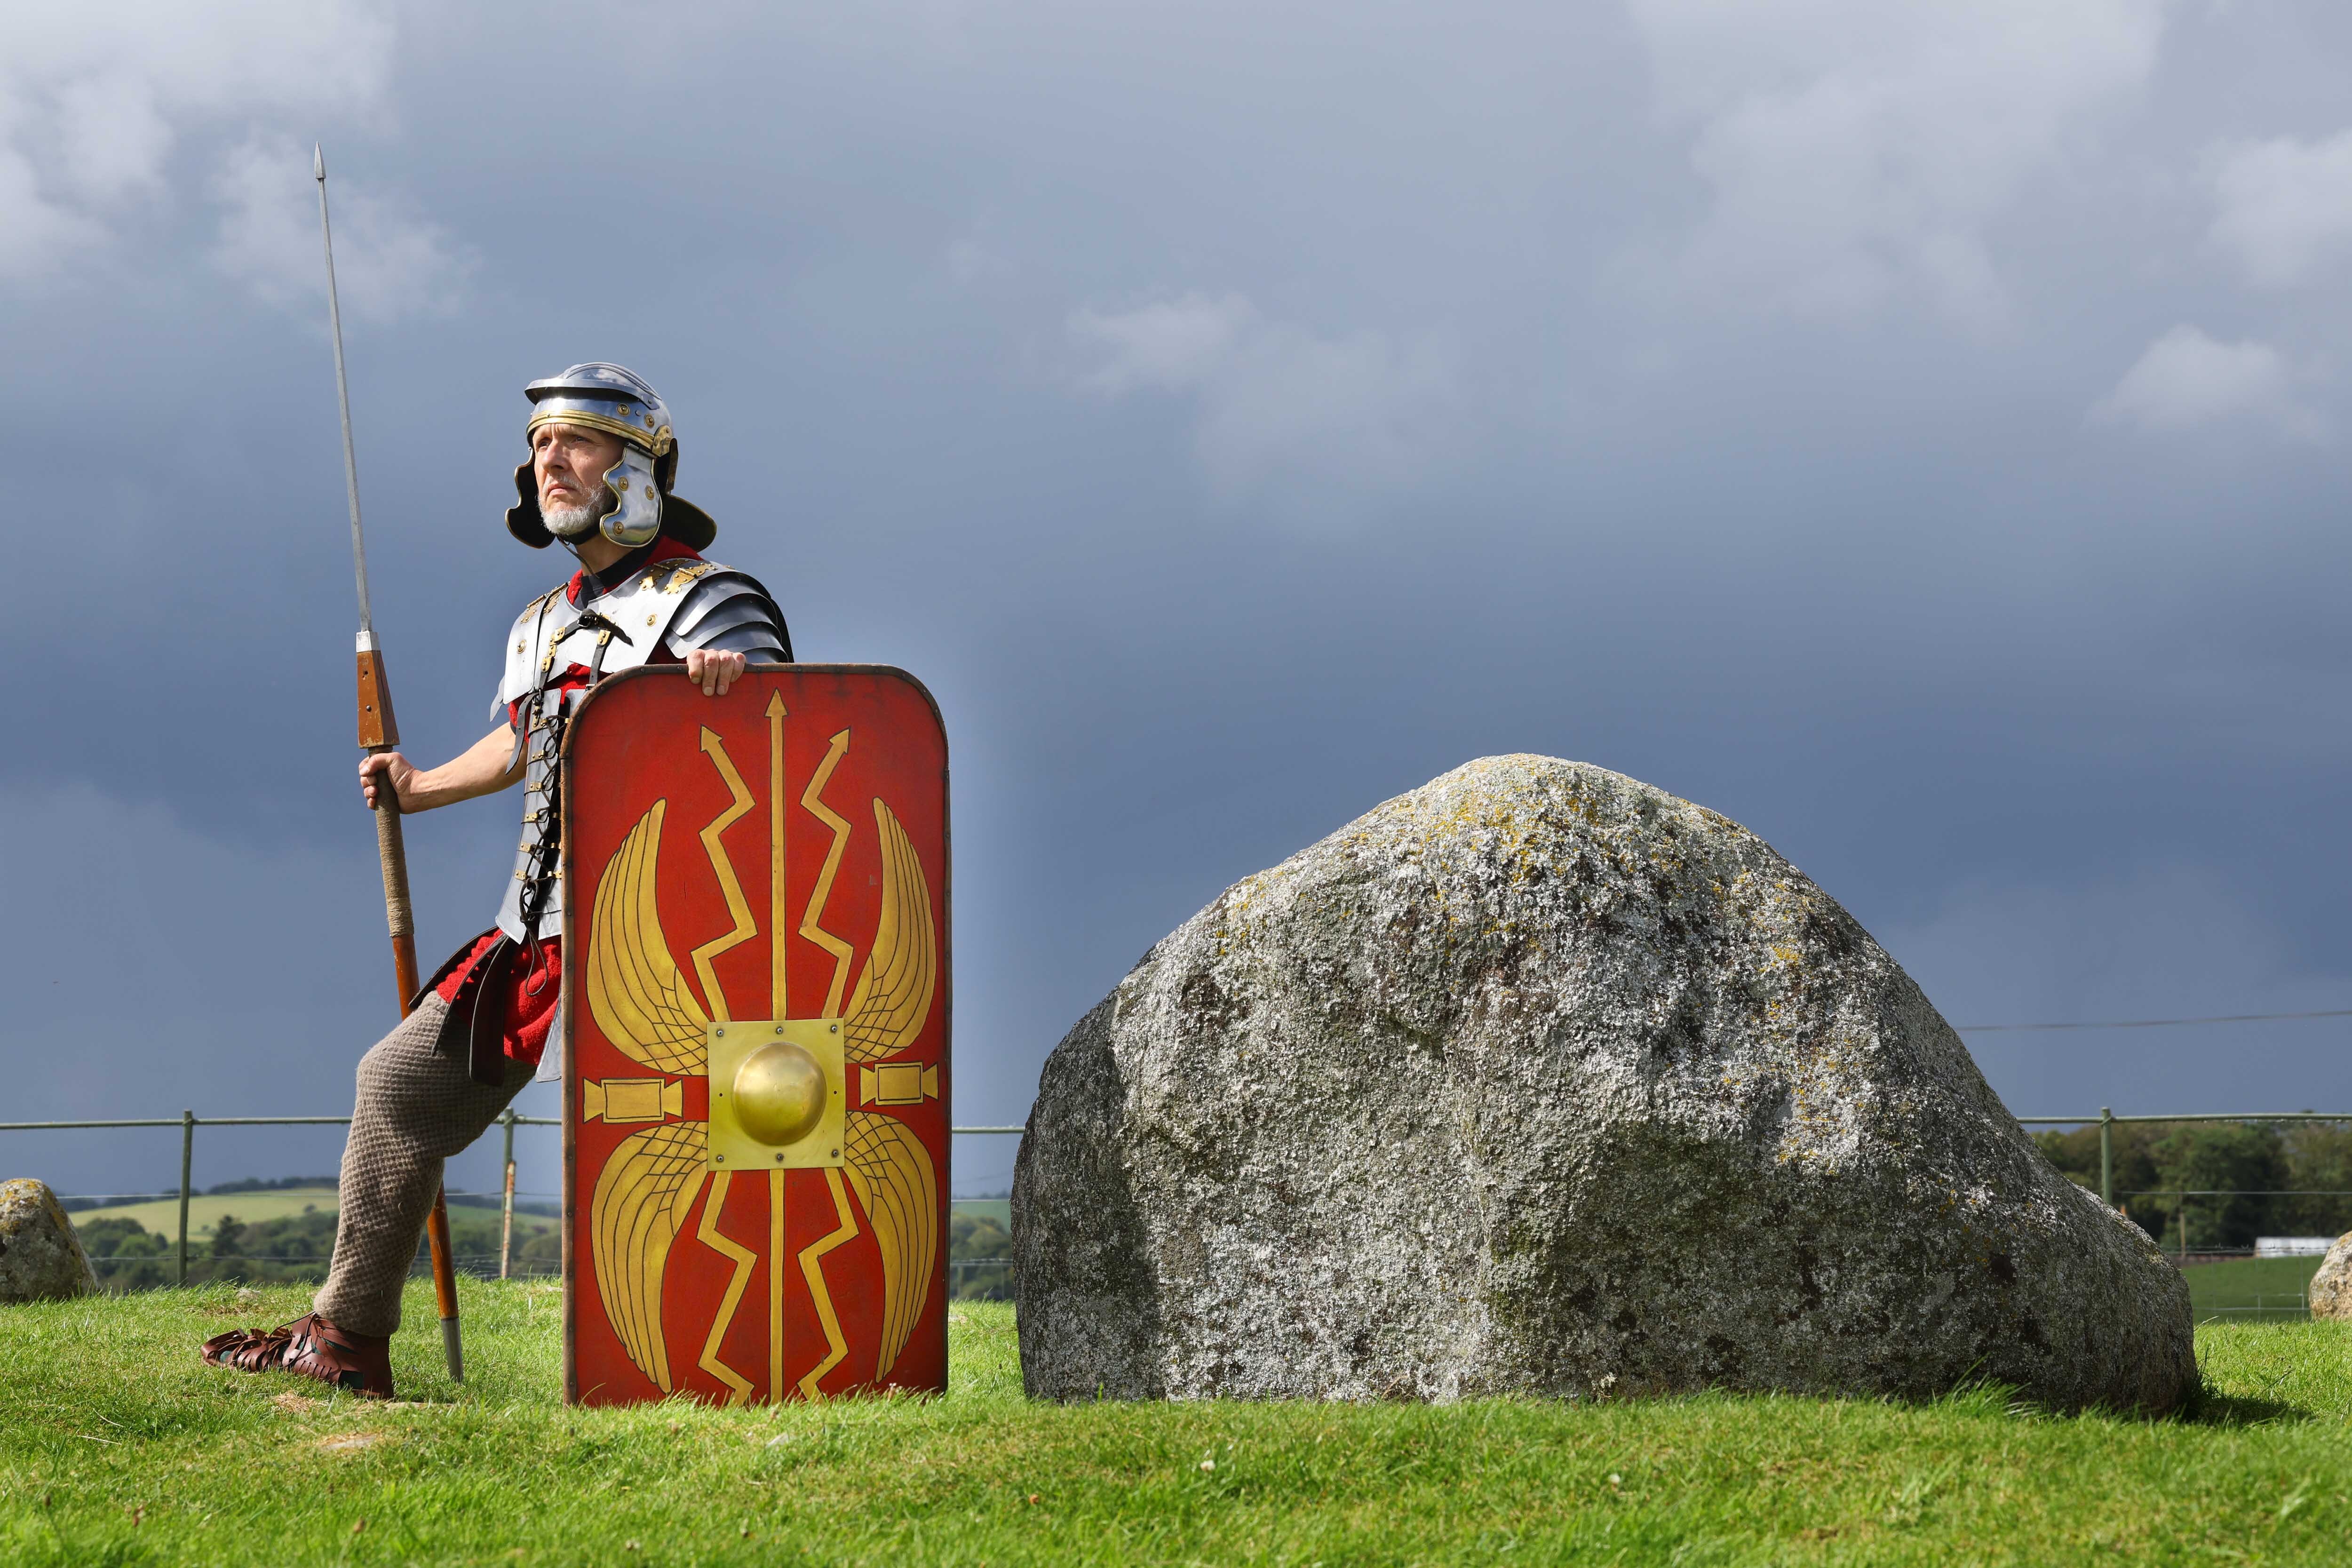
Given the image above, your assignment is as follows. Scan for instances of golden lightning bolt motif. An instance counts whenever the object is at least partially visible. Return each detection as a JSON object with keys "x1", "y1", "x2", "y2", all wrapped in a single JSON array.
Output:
[
  {"x1": 694, "y1": 1172, "x2": 757, "y2": 1405},
  {"x1": 796, "y1": 1170, "x2": 860, "y2": 1396},
  {"x1": 682, "y1": 726, "x2": 763, "y2": 1396},
  {"x1": 798, "y1": 728, "x2": 855, "y2": 1017},
  {"x1": 689, "y1": 727, "x2": 757, "y2": 1022},
  {"x1": 798, "y1": 797, "x2": 941, "y2": 1383}
]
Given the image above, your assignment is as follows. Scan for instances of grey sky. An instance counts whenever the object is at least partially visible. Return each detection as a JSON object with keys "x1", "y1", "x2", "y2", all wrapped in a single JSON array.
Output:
[{"x1": 6, "y1": 0, "x2": 2352, "y2": 1204}]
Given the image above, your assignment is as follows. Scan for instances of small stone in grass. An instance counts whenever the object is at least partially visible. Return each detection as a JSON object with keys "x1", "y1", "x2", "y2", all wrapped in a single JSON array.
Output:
[
  {"x1": 1199, "y1": 1459, "x2": 1215, "y2": 1472},
  {"x1": 0, "y1": 1179, "x2": 96, "y2": 1302}
]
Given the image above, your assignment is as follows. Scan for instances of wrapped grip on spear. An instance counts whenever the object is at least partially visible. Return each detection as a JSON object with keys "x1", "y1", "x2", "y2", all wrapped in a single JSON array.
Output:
[{"x1": 357, "y1": 645, "x2": 419, "y2": 989}]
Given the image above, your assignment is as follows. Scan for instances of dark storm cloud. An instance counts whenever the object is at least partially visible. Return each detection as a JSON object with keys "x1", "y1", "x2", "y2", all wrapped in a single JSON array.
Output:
[{"x1": 7, "y1": 0, "x2": 2352, "y2": 1200}]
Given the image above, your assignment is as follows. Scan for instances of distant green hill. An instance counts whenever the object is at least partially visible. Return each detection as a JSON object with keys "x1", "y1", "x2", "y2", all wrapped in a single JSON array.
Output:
[
  {"x1": 69, "y1": 1187, "x2": 561, "y2": 1291},
  {"x1": 72, "y1": 1187, "x2": 345, "y2": 1239}
]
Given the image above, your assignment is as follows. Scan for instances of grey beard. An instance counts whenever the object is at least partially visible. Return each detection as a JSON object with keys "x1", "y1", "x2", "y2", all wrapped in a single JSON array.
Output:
[{"x1": 544, "y1": 488, "x2": 613, "y2": 538}]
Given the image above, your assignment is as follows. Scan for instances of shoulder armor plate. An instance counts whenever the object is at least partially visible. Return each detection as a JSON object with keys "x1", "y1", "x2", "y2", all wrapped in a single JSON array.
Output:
[{"x1": 493, "y1": 559, "x2": 783, "y2": 712}]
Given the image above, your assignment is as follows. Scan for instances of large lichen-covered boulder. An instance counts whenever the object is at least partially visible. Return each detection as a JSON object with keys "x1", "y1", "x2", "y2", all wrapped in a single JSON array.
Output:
[
  {"x1": 1014, "y1": 756, "x2": 2193, "y2": 1411},
  {"x1": 0, "y1": 1179, "x2": 99, "y2": 1303}
]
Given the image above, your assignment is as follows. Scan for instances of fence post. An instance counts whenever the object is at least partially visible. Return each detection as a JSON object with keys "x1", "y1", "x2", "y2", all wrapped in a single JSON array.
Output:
[
  {"x1": 500, "y1": 1107, "x2": 516, "y2": 1280},
  {"x1": 2099, "y1": 1107, "x2": 2113, "y2": 1207},
  {"x1": 177, "y1": 1110, "x2": 195, "y2": 1287}
]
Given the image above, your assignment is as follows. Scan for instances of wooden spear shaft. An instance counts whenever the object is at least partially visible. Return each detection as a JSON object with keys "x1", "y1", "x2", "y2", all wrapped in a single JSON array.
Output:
[{"x1": 317, "y1": 145, "x2": 463, "y2": 1382}]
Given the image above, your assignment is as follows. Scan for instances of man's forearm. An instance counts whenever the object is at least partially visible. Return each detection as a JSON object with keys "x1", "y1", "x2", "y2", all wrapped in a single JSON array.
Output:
[{"x1": 400, "y1": 725, "x2": 524, "y2": 812}]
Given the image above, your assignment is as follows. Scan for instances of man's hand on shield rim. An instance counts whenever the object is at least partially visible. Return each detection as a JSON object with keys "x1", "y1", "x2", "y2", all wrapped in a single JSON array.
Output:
[
  {"x1": 684, "y1": 647, "x2": 747, "y2": 697},
  {"x1": 358, "y1": 650, "x2": 747, "y2": 812}
]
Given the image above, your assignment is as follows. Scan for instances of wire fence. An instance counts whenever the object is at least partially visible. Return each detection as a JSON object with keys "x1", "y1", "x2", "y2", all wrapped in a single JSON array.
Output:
[
  {"x1": 19, "y1": 1108, "x2": 2352, "y2": 1313},
  {"x1": 3, "y1": 1109, "x2": 1025, "y2": 1288}
]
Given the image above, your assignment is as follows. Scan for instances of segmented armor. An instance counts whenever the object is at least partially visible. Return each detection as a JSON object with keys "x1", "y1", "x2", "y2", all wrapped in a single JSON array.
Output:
[{"x1": 493, "y1": 553, "x2": 790, "y2": 946}]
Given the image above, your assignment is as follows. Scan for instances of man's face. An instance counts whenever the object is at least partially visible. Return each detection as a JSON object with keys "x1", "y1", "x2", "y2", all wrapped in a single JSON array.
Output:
[{"x1": 532, "y1": 422, "x2": 626, "y2": 530}]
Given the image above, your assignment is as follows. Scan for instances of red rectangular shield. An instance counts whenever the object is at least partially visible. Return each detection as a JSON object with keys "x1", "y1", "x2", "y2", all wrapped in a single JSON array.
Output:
[{"x1": 561, "y1": 665, "x2": 949, "y2": 1405}]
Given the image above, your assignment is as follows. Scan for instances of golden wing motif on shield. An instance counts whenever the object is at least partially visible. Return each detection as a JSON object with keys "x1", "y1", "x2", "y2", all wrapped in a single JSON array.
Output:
[
  {"x1": 839, "y1": 797, "x2": 940, "y2": 1377},
  {"x1": 842, "y1": 799, "x2": 936, "y2": 1064},
  {"x1": 587, "y1": 798, "x2": 710, "y2": 1075},
  {"x1": 585, "y1": 798, "x2": 712, "y2": 1392},
  {"x1": 842, "y1": 1110, "x2": 937, "y2": 1379},
  {"x1": 590, "y1": 1121, "x2": 708, "y2": 1393}
]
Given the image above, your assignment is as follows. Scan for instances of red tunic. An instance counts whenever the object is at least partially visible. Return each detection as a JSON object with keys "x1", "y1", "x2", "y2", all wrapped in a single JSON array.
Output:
[
  {"x1": 431, "y1": 536, "x2": 707, "y2": 1067},
  {"x1": 433, "y1": 929, "x2": 563, "y2": 1066}
]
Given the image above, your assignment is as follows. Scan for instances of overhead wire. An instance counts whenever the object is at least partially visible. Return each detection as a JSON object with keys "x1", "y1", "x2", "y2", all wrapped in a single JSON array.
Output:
[{"x1": 1957, "y1": 1008, "x2": 2352, "y2": 1034}]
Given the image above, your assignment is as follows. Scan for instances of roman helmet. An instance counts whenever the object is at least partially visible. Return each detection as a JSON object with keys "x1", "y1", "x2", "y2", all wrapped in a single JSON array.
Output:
[{"x1": 505, "y1": 362, "x2": 717, "y2": 551}]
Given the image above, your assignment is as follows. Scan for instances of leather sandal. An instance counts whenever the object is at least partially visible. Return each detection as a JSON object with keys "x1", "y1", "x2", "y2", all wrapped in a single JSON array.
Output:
[{"x1": 202, "y1": 1312, "x2": 395, "y2": 1399}]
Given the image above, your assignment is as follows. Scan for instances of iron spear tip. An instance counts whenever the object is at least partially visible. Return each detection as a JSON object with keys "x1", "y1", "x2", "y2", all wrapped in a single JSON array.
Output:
[{"x1": 314, "y1": 143, "x2": 325, "y2": 180}]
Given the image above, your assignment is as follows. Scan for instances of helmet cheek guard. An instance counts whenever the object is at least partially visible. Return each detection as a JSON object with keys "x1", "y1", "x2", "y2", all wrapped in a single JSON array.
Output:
[
  {"x1": 596, "y1": 445, "x2": 663, "y2": 547},
  {"x1": 503, "y1": 362, "x2": 716, "y2": 552}
]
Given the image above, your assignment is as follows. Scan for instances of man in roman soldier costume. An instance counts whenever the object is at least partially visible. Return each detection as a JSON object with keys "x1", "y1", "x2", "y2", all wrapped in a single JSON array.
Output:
[{"x1": 203, "y1": 364, "x2": 789, "y2": 1397}]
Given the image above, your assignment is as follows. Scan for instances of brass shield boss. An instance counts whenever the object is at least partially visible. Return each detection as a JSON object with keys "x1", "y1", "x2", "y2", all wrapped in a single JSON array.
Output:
[{"x1": 706, "y1": 1020, "x2": 846, "y2": 1170}]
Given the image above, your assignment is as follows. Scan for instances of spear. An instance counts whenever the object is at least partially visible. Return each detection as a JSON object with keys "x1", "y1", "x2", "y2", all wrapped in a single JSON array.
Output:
[{"x1": 315, "y1": 144, "x2": 464, "y2": 1383}]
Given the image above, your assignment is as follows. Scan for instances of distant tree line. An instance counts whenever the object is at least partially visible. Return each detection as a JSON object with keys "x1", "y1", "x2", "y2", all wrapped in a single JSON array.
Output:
[
  {"x1": 204, "y1": 1175, "x2": 342, "y2": 1194},
  {"x1": 73, "y1": 1180, "x2": 1006, "y2": 1296},
  {"x1": 72, "y1": 1203, "x2": 559, "y2": 1291},
  {"x1": 950, "y1": 1210, "x2": 1013, "y2": 1301},
  {"x1": 2035, "y1": 1120, "x2": 2352, "y2": 1251}
]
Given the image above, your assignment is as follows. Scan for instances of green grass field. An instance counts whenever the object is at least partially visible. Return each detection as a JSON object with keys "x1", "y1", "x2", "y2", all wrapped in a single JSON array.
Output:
[
  {"x1": 7, "y1": 1285, "x2": 2352, "y2": 1565},
  {"x1": 2187, "y1": 1256, "x2": 2328, "y2": 1321}
]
